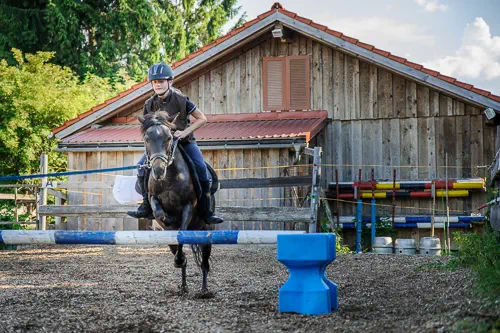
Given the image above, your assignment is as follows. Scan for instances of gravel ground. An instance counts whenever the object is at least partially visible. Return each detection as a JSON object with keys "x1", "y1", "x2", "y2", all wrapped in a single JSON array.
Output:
[{"x1": 0, "y1": 245, "x2": 496, "y2": 333}]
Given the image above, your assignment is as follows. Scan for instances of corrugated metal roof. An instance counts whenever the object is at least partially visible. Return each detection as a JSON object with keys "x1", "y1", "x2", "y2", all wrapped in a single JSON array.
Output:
[{"x1": 61, "y1": 111, "x2": 327, "y2": 145}]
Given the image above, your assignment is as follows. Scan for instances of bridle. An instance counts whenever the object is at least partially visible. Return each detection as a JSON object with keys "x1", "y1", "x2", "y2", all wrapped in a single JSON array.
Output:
[{"x1": 145, "y1": 128, "x2": 179, "y2": 180}]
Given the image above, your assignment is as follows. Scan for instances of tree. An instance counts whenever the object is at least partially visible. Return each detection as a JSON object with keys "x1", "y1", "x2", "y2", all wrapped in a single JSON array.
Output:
[
  {"x1": 0, "y1": 0, "x2": 244, "y2": 81},
  {"x1": 0, "y1": 49, "x2": 133, "y2": 178}
]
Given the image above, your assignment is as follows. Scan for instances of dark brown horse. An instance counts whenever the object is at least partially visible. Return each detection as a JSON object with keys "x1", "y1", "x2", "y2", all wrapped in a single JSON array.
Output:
[{"x1": 138, "y1": 111, "x2": 214, "y2": 294}]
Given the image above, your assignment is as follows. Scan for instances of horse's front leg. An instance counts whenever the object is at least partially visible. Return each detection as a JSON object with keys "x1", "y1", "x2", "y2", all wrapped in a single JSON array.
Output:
[
  {"x1": 174, "y1": 204, "x2": 194, "y2": 293},
  {"x1": 150, "y1": 197, "x2": 173, "y2": 228}
]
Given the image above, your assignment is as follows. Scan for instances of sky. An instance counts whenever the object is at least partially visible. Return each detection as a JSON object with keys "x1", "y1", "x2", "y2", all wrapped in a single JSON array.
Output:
[{"x1": 225, "y1": 0, "x2": 500, "y2": 96}]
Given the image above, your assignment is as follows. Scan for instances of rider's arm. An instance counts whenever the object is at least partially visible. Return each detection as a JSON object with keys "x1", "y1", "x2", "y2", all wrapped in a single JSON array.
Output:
[{"x1": 184, "y1": 109, "x2": 207, "y2": 135}]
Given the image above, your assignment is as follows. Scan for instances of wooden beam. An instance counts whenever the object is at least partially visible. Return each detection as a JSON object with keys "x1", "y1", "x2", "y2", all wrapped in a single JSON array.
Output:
[
  {"x1": 216, "y1": 207, "x2": 310, "y2": 222},
  {"x1": 0, "y1": 184, "x2": 38, "y2": 189},
  {"x1": 39, "y1": 205, "x2": 135, "y2": 217},
  {"x1": 38, "y1": 205, "x2": 311, "y2": 223},
  {"x1": 47, "y1": 189, "x2": 68, "y2": 200},
  {"x1": 0, "y1": 221, "x2": 37, "y2": 225},
  {"x1": 0, "y1": 193, "x2": 36, "y2": 201},
  {"x1": 220, "y1": 176, "x2": 311, "y2": 189},
  {"x1": 49, "y1": 181, "x2": 113, "y2": 189}
]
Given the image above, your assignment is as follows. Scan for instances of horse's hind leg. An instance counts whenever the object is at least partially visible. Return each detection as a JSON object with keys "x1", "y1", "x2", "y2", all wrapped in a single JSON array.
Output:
[{"x1": 201, "y1": 244, "x2": 212, "y2": 293}]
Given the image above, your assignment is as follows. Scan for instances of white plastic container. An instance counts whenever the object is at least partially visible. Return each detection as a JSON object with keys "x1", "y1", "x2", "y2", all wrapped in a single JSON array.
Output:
[
  {"x1": 394, "y1": 239, "x2": 416, "y2": 255},
  {"x1": 372, "y1": 237, "x2": 393, "y2": 254},
  {"x1": 419, "y1": 237, "x2": 441, "y2": 256}
]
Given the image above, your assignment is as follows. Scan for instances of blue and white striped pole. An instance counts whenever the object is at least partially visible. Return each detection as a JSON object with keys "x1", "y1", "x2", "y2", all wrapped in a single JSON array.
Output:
[
  {"x1": 336, "y1": 216, "x2": 485, "y2": 223},
  {"x1": 0, "y1": 230, "x2": 306, "y2": 246}
]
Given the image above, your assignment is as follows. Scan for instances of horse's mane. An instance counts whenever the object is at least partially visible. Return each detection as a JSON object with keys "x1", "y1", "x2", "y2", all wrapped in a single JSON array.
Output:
[{"x1": 140, "y1": 111, "x2": 176, "y2": 135}]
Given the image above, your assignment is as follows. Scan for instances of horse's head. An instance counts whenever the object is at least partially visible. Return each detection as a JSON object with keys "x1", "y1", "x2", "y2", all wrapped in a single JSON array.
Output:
[{"x1": 138, "y1": 111, "x2": 178, "y2": 181}]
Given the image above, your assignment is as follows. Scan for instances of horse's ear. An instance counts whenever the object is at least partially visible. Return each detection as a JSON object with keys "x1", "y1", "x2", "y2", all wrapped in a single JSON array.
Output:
[{"x1": 137, "y1": 115, "x2": 145, "y2": 124}]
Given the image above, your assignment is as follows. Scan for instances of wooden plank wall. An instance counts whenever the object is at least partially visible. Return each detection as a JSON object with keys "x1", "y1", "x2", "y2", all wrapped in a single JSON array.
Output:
[
  {"x1": 65, "y1": 151, "x2": 142, "y2": 231},
  {"x1": 169, "y1": 32, "x2": 495, "y2": 219}
]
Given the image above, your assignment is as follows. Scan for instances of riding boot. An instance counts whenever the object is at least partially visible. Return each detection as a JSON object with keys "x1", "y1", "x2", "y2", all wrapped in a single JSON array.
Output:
[
  {"x1": 127, "y1": 174, "x2": 155, "y2": 220},
  {"x1": 199, "y1": 180, "x2": 223, "y2": 224}
]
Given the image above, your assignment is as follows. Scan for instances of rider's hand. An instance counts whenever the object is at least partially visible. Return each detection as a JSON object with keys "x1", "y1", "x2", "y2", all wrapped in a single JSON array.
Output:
[{"x1": 173, "y1": 130, "x2": 188, "y2": 139}]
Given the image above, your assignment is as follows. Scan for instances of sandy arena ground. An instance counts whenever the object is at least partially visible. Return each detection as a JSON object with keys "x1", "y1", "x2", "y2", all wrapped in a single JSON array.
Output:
[{"x1": 0, "y1": 245, "x2": 495, "y2": 333}]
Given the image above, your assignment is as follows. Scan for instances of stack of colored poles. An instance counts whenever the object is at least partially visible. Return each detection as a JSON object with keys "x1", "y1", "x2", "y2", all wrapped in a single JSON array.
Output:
[
  {"x1": 327, "y1": 179, "x2": 485, "y2": 200},
  {"x1": 328, "y1": 172, "x2": 485, "y2": 254}
]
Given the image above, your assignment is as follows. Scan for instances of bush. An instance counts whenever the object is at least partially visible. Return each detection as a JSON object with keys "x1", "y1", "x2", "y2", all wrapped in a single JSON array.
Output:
[{"x1": 452, "y1": 225, "x2": 500, "y2": 305}]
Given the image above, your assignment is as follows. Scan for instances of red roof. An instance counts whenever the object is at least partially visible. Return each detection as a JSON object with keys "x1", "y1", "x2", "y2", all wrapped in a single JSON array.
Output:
[
  {"x1": 61, "y1": 110, "x2": 327, "y2": 144},
  {"x1": 53, "y1": 2, "x2": 500, "y2": 136}
]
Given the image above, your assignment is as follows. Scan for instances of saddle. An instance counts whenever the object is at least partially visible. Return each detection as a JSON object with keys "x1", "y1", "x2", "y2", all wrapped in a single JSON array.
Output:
[{"x1": 135, "y1": 147, "x2": 219, "y2": 198}]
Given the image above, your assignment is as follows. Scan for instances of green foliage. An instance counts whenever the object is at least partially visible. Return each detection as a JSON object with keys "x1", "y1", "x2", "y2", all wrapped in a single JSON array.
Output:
[
  {"x1": 0, "y1": 201, "x2": 30, "y2": 230},
  {"x1": 319, "y1": 217, "x2": 351, "y2": 254},
  {"x1": 451, "y1": 317, "x2": 500, "y2": 333},
  {"x1": 0, "y1": 49, "x2": 133, "y2": 178},
  {"x1": 0, "y1": 201, "x2": 26, "y2": 249},
  {"x1": 334, "y1": 230, "x2": 352, "y2": 254},
  {"x1": 451, "y1": 225, "x2": 500, "y2": 306},
  {"x1": 0, "y1": 0, "x2": 245, "y2": 80}
]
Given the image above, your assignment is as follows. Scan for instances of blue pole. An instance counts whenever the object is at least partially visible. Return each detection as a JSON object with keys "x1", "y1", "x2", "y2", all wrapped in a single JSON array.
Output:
[
  {"x1": 371, "y1": 199, "x2": 376, "y2": 252},
  {"x1": 356, "y1": 199, "x2": 362, "y2": 253}
]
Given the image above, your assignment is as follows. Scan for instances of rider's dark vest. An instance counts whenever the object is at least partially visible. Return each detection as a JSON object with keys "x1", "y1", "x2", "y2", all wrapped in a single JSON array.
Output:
[{"x1": 143, "y1": 88, "x2": 195, "y2": 144}]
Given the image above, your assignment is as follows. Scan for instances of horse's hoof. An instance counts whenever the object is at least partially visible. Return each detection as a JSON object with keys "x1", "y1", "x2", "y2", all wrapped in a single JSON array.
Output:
[
  {"x1": 179, "y1": 286, "x2": 189, "y2": 294},
  {"x1": 174, "y1": 257, "x2": 187, "y2": 268},
  {"x1": 195, "y1": 290, "x2": 215, "y2": 299}
]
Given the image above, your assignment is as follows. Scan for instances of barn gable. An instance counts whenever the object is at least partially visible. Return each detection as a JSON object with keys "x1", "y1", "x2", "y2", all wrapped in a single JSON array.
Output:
[{"x1": 52, "y1": 2, "x2": 500, "y2": 140}]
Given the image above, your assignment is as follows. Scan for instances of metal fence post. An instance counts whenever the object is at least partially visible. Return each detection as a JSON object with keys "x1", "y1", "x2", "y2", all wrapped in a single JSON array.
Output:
[
  {"x1": 39, "y1": 154, "x2": 48, "y2": 230},
  {"x1": 309, "y1": 147, "x2": 322, "y2": 233}
]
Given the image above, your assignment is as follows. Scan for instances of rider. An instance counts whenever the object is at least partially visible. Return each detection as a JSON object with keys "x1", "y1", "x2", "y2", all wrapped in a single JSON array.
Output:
[{"x1": 127, "y1": 62, "x2": 223, "y2": 225}]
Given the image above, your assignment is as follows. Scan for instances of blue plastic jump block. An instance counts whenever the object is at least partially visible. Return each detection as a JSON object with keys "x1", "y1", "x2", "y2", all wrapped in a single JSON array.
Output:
[{"x1": 277, "y1": 233, "x2": 338, "y2": 315}]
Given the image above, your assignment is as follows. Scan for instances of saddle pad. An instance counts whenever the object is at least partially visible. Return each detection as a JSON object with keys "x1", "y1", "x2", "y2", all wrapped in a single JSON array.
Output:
[
  {"x1": 178, "y1": 144, "x2": 202, "y2": 199},
  {"x1": 112, "y1": 175, "x2": 142, "y2": 205}
]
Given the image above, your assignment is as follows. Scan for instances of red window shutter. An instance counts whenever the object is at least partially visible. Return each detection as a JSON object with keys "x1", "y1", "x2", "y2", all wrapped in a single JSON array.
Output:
[
  {"x1": 286, "y1": 56, "x2": 310, "y2": 110},
  {"x1": 263, "y1": 57, "x2": 286, "y2": 110}
]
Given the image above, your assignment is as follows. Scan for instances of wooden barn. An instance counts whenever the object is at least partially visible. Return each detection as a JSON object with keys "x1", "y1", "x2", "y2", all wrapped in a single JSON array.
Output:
[{"x1": 50, "y1": 3, "x2": 499, "y2": 245}]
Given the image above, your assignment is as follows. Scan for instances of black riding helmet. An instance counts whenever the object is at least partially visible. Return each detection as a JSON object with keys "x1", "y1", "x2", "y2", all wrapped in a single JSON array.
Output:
[{"x1": 148, "y1": 62, "x2": 174, "y2": 81}]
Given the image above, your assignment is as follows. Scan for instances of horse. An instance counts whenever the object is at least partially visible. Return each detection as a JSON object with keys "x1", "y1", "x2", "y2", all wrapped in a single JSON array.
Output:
[{"x1": 138, "y1": 111, "x2": 215, "y2": 295}]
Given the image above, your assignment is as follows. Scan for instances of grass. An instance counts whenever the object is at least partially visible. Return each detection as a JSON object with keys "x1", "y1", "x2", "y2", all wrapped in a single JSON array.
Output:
[{"x1": 446, "y1": 224, "x2": 500, "y2": 333}]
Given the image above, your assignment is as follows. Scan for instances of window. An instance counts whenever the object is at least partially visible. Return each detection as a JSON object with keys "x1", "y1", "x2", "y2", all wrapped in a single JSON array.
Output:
[{"x1": 263, "y1": 56, "x2": 310, "y2": 111}]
